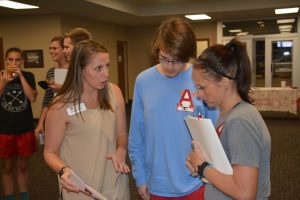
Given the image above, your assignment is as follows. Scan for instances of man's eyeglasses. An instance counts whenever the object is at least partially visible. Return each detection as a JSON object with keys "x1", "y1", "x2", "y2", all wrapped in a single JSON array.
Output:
[{"x1": 158, "y1": 56, "x2": 183, "y2": 65}]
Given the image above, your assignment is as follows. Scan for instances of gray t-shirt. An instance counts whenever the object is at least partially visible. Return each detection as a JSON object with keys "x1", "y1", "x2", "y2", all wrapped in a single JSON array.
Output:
[{"x1": 205, "y1": 101, "x2": 271, "y2": 200}]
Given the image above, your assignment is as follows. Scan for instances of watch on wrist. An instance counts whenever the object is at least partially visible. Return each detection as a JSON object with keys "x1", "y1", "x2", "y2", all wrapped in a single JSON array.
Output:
[{"x1": 197, "y1": 162, "x2": 210, "y2": 178}]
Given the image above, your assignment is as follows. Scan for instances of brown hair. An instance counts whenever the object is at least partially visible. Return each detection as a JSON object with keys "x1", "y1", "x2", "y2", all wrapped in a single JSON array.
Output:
[
  {"x1": 64, "y1": 27, "x2": 92, "y2": 45},
  {"x1": 50, "y1": 40, "x2": 112, "y2": 113},
  {"x1": 50, "y1": 36, "x2": 64, "y2": 48},
  {"x1": 152, "y1": 16, "x2": 196, "y2": 62}
]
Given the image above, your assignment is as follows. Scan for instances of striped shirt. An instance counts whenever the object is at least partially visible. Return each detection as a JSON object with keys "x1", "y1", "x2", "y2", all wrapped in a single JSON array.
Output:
[{"x1": 42, "y1": 68, "x2": 55, "y2": 107}]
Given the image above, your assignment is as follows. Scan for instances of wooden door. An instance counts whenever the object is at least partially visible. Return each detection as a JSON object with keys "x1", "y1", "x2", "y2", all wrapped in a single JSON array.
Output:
[
  {"x1": 117, "y1": 41, "x2": 129, "y2": 103},
  {"x1": 0, "y1": 38, "x2": 4, "y2": 70}
]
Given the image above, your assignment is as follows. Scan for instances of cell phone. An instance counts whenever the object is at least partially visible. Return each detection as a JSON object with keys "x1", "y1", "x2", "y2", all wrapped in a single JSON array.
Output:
[{"x1": 38, "y1": 81, "x2": 49, "y2": 90}]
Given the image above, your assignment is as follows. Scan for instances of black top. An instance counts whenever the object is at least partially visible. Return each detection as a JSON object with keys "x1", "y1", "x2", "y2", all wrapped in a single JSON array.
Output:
[{"x1": 0, "y1": 71, "x2": 36, "y2": 134}]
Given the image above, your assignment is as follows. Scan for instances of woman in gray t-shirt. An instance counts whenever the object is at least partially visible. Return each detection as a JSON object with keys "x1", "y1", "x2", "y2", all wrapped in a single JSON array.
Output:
[{"x1": 186, "y1": 38, "x2": 271, "y2": 200}]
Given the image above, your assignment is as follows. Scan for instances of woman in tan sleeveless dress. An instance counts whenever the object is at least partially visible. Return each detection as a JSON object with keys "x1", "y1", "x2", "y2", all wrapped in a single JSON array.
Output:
[{"x1": 44, "y1": 40, "x2": 130, "y2": 200}]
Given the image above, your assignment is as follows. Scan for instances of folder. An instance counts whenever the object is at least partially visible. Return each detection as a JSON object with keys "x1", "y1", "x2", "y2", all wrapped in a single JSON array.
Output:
[
  {"x1": 69, "y1": 170, "x2": 108, "y2": 200},
  {"x1": 54, "y1": 68, "x2": 68, "y2": 84},
  {"x1": 185, "y1": 116, "x2": 233, "y2": 175}
]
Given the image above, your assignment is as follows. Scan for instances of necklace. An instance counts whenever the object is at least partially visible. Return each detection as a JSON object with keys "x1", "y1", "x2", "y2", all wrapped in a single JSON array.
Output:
[
  {"x1": 232, "y1": 101, "x2": 241, "y2": 110},
  {"x1": 220, "y1": 99, "x2": 242, "y2": 117}
]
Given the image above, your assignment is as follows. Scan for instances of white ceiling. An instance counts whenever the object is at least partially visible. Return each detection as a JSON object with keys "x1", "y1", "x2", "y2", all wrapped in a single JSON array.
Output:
[{"x1": 0, "y1": 0, "x2": 299, "y2": 26}]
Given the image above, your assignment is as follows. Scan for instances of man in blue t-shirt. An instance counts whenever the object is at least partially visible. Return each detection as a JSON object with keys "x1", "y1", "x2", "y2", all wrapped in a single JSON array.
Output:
[{"x1": 128, "y1": 17, "x2": 219, "y2": 200}]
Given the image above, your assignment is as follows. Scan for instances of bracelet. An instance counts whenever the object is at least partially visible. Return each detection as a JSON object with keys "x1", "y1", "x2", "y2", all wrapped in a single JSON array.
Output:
[
  {"x1": 58, "y1": 165, "x2": 69, "y2": 177},
  {"x1": 197, "y1": 162, "x2": 210, "y2": 178}
]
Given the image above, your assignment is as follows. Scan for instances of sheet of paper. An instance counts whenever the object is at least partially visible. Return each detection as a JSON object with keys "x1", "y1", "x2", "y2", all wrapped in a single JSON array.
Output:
[
  {"x1": 185, "y1": 116, "x2": 233, "y2": 175},
  {"x1": 69, "y1": 170, "x2": 108, "y2": 200},
  {"x1": 54, "y1": 68, "x2": 68, "y2": 84}
]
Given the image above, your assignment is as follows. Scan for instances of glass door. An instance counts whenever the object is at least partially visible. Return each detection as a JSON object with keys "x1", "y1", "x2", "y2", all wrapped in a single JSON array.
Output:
[
  {"x1": 253, "y1": 39, "x2": 265, "y2": 87},
  {"x1": 265, "y1": 37, "x2": 296, "y2": 87},
  {"x1": 222, "y1": 35, "x2": 299, "y2": 87}
]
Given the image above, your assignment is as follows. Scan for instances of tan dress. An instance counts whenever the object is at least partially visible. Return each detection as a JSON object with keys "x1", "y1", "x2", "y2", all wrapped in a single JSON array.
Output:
[{"x1": 59, "y1": 85, "x2": 130, "y2": 200}]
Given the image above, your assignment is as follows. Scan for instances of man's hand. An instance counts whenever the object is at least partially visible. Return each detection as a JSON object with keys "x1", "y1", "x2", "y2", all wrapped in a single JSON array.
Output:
[{"x1": 138, "y1": 184, "x2": 150, "y2": 200}]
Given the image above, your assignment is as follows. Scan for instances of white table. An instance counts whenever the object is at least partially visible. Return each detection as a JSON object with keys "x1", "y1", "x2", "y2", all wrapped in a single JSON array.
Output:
[{"x1": 250, "y1": 87, "x2": 299, "y2": 115}]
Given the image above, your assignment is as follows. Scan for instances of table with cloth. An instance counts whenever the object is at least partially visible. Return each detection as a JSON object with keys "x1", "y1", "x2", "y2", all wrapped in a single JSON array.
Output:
[{"x1": 250, "y1": 87, "x2": 300, "y2": 115}]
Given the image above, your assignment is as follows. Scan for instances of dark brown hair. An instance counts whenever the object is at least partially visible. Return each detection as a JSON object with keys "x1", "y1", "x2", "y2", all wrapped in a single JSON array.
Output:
[
  {"x1": 5, "y1": 47, "x2": 22, "y2": 58},
  {"x1": 194, "y1": 38, "x2": 253, "y2": 104},
  {"x1": 152, "y1": 16, "x2": 196, "y2": 62}
]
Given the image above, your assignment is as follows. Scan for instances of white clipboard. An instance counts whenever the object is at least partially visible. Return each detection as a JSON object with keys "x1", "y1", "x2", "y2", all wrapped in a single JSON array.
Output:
[
  {"x1": 185, "y1": 116, "x2": 233, "y2": 175},
  {"x1": 54, "y1": 68, "x2": 68, "y2": 84}
]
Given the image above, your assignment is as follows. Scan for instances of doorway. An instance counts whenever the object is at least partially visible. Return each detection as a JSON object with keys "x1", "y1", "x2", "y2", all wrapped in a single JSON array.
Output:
[
  {"x1": 222, "y1": 35, "x2": 298, "y2": 87},
  {"x1": 253, "y1": 39, "x2": 265, "y2": 87},
  {"x1": 265, "y1": 37, "x2": 296, "y2": 87},
  {"x1": 117, "y1": 41, "x2": 129, "y2": 103},
  {"x1": 0, "y1": 38, "x2": 4, "y2": 70}
]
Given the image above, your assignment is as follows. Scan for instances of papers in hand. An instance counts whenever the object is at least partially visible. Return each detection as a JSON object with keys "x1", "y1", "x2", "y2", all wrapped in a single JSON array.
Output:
[
  {"x1": 69, "y1": 170, "x2": 108, "y2": 200},
  {"x1": 54, "y1": 68, "x2": 68, "y2": 96},
  {"x1": 185, "y1": 116, "x2": 233, "y2": 175},
  {"x1": 54, "y1": 68, "x2": 68, "y2": 84}
]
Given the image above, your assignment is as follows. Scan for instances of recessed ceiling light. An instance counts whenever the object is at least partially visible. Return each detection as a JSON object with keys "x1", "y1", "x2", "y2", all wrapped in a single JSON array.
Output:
[
  {"x1": 236, "y1": 32, "x2": 249, "y2": 36},
  {"x1": 0, "y1": 0, "x2": 38, "y2": 9},
  {"x1": 279, "y1": 25, "x2": 293, "y2": 29},
  {"x1": 275, "y1": 7, "x2": 299, "y2": 15},
  {"x1": 229, "y1": 29, "x2": 242, "y2": 33},
  {"x1": 277, "y1": 18, "x2": 296, "y2": 24},
  {"x1": 185, "y1": 14, "x2": 211, "y2": 20},
  {"x1": 280, "y1": 29, "x2": 291, "y2": 32}
]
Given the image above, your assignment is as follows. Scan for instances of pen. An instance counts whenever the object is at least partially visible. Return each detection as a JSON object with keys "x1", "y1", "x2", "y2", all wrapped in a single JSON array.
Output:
[{"x1": 198, "y1": 113, "x2": 203, "y2": 119}]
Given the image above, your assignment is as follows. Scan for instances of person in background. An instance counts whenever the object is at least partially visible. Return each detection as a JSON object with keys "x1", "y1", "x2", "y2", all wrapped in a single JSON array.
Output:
[
  {"x1": 35, "y1": 28, "x2": 91, "y2": 141},
  {"x1": 0, "y1": 47, "x2": 37, "y2": 200},
  {"x1": 128, "y1": 17, "x2": 219, "y2": 200},
  {"x1": 53, "y1": 27, "x2": 92, "y2": 91},
  {"x1": 34, "y1": 36, "x2": 69, "y2": 137},
  {"x1": 63, "y1": 27, "x2": 92, "y2": 62},
  {"x1": 186, "y1": 38, "x2": 271, "y2": 200},
  {"x1": 44, "y1": 40, "x2": 130, "y2": 200}
]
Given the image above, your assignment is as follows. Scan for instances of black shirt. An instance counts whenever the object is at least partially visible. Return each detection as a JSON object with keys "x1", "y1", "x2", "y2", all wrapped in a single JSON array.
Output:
[{"x1": 0, "y1": 71, "x2": 36, "y2": 134}]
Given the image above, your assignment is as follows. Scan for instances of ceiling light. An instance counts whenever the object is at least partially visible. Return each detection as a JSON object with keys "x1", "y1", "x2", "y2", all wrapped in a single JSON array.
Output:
[
  {"x1": 280, "y1": 28, "x2": 292, "y2": 32},
  {"x1": 275, "y1": 7, "x2": 299, "y2": 15},
  {"x1": 279, "y1": 25, "x2": 292, "y2": 29},
  {"x1": 0, "y1": 0, "x2": 38, "y2": 9},
  {"x1": 277, "y1": 18, "x2": 296, "y2": 24},
  {"x1": 185, "y1": 14, "x2": 211, "y2": 20},
  {"x1": 236, "y1": 32, "x2": 249, "y2": 36},
  {"x1": 229, "y1": 29, "x2": 242, "y2": 33}
]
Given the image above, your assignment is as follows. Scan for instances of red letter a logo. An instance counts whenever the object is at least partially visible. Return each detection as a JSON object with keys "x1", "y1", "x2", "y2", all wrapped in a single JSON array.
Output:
[{"x1": 177, "y1": 89, "x2": 194, "y2": 112}]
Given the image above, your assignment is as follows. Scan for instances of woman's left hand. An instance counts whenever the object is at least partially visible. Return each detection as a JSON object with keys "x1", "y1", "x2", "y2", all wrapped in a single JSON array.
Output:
[
  {"x1": 106, "y1": 149, "x2": 130, "y2": 174},
  {"x1": 60, "y1": 167, "x2": 80, "y2": 193},
  {"x1": 186, "y1": 141, "x2": 205, "y2": 175}
]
